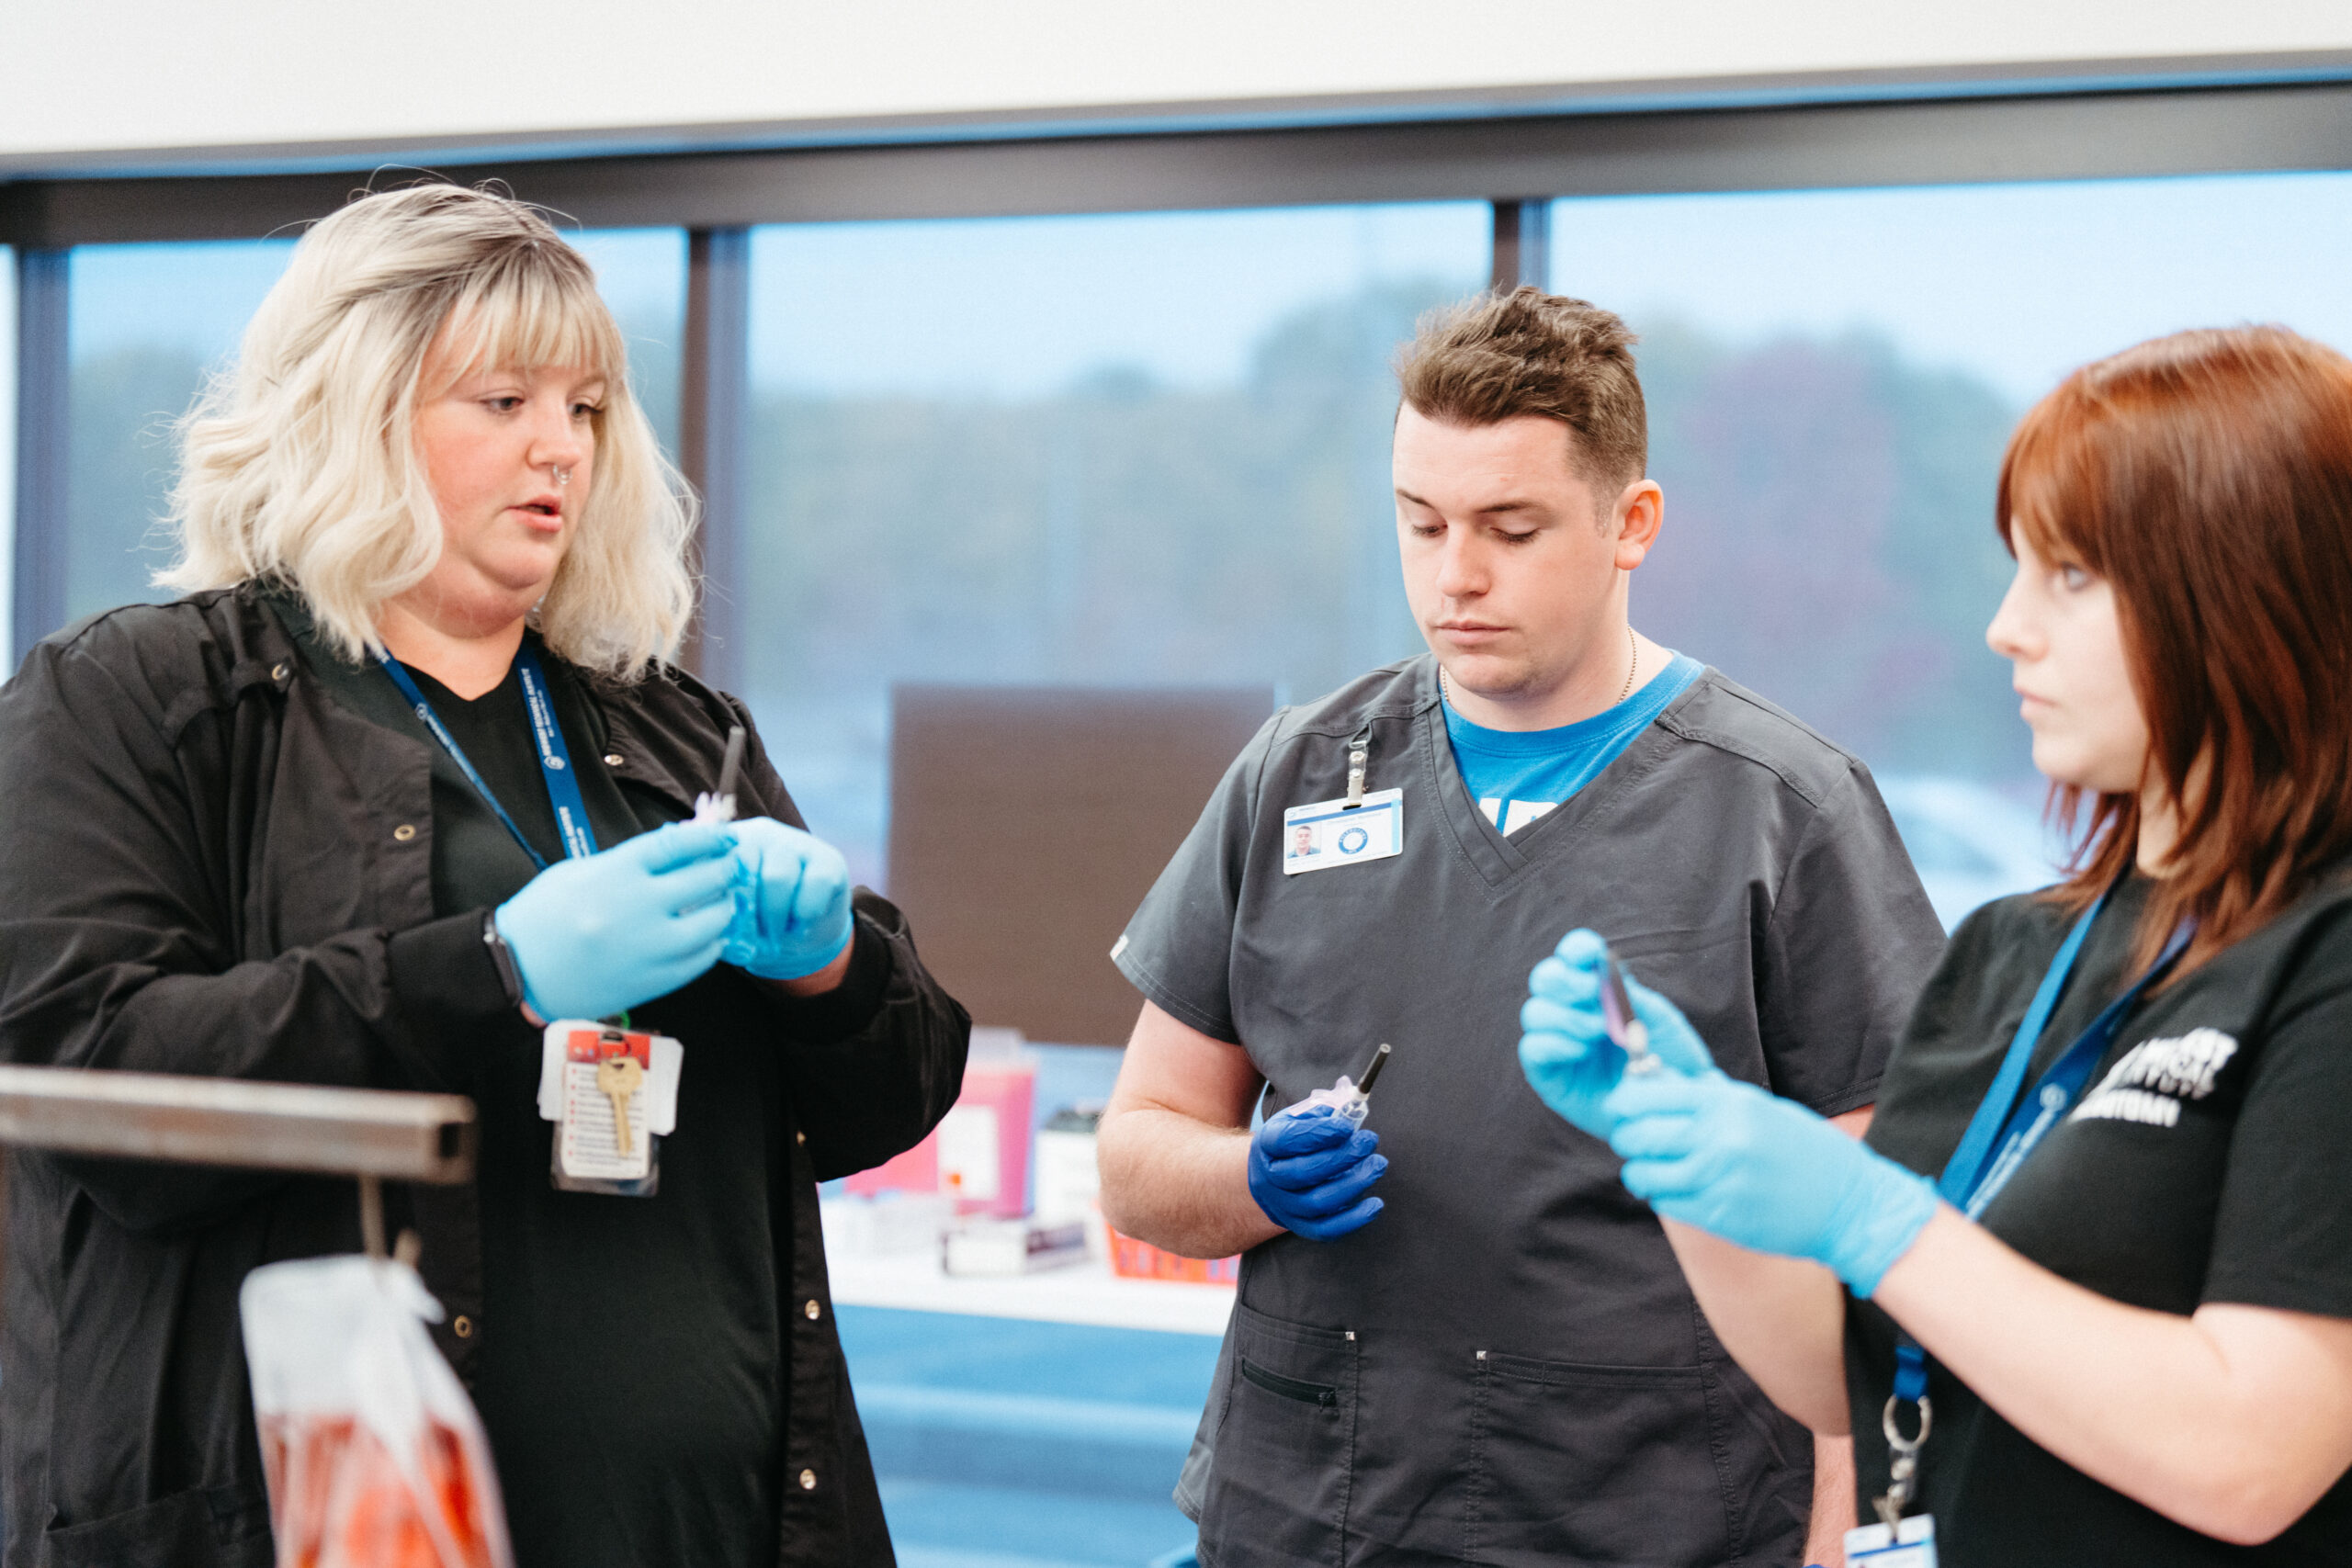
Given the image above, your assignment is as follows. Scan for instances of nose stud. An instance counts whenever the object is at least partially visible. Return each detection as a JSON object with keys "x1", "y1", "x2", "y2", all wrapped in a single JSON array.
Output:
[{"x1": 552, "y1": 464, "x2": 571, "y2": 487}]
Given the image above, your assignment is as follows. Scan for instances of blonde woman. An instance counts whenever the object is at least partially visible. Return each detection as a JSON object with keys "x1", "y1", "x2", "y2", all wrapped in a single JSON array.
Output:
[{"x1": 0, "y1": 185, "x2": 968, "y2": 1568}]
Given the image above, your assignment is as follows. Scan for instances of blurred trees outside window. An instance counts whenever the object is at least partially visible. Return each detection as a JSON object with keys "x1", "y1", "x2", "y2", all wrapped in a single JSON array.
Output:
[{"x1": 741, "y1": 205, "x2": 1491, "y2": 886}]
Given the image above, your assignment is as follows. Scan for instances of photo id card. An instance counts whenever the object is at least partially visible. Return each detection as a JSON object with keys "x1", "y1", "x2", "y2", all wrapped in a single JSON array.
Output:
[
  {"x1": 537, "y1": 1021, "x2": 684, "y2": 1196},
  {"x1": 1283, "y1": 787, "x2": 1403, "y2": 875},
  {"x1": 1846, "y1": 1517, "x2": 1937, "y2": 1568}
]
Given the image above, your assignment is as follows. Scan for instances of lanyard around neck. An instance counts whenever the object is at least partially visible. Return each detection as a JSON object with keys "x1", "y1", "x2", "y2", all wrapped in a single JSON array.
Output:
[
  {"x1": 1890, "y1": 884, "x2": 2189, "y2": 1405},
  {"x1": 1940, "y1": 887, "x2": 2189, "y2": 1218},
  {"x1": 377, "y1": 642, "x2": 599, "y2": 870}
]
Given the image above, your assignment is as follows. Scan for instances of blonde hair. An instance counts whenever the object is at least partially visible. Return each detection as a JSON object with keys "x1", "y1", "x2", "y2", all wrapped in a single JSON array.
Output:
[{"x1": 164, "y1": 183, "x2": 695, "y2": 679}]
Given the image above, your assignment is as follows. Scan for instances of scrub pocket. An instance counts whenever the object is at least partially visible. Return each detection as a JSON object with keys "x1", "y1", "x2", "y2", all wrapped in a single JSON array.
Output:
[
  {"x1": 1198, "y1": 1302, "x2": 1360, "y2": 1568},
  {"x1": 1463, "y1": 1351, "x2": 1735, "y2": 1568}
]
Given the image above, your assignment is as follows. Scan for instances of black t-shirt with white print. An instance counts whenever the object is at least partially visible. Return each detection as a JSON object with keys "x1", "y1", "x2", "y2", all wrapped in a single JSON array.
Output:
[{"x1": 1848, "y1": 872, "x2": 2352, "y2": 1565}]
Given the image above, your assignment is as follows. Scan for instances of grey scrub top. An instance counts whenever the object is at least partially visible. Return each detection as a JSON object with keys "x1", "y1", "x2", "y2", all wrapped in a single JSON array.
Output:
[{"x1": 1114, "y1": 653, "x2": 1945, "y2": 1568}]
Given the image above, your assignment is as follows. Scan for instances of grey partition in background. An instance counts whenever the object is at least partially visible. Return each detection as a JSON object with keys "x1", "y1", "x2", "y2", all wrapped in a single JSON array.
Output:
[{"x1": 888, "y1": 684, "x2": 1272, "y2": 1047}]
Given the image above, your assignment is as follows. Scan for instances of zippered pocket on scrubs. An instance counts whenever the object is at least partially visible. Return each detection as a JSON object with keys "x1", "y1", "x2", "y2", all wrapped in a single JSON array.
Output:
[
  {"x1": 1238, "y1": 1356, "x2": 1337, "y2": 1407},
  {"x1": 1200, "y1": 1303, "x2": 1359, "y2": 1568}
]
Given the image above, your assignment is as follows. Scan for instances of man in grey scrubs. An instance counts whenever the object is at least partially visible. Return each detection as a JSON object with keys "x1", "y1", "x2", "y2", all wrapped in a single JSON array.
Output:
[{"x1": 1097, "y1": 288, "x2": 1945, "y2": 1568}]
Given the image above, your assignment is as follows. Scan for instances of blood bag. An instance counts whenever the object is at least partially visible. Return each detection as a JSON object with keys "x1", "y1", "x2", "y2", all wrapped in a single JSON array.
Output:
[{"x1": 241, "y1": 1256, "x2": 513, "y2": 1568}]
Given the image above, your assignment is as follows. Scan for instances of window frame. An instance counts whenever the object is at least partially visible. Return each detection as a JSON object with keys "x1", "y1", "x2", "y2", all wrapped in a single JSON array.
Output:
[{"x1": 10, "y1": 78, "x2": 2352, "y2": 666}]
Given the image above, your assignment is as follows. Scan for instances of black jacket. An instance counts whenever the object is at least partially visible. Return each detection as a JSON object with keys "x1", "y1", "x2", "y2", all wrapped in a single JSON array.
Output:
[{"x1": 0, "y1": 585, "x2": 968, "y2": 1568}]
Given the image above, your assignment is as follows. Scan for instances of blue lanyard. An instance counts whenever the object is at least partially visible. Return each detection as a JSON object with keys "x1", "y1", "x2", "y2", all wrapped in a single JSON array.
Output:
[
  {"x1": 1890, "y1": 886, "x2": 2189, "y2": 1403},
  {"x1": 377, "y1": 643, "x2": 599, "y2": 869}
]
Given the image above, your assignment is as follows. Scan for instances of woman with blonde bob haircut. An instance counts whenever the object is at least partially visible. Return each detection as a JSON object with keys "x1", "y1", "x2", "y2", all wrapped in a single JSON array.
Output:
[
  {"x1": 1518, "y1": 325, "x2": 2352, "y2": 1564},
  {"x1": 0, "y1": 183, "x2": 967, "y2": 1568}
]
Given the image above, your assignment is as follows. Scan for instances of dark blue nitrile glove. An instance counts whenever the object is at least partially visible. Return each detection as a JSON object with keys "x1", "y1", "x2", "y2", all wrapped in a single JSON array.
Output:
[
  {"x1": 1604, "y1": 1070, "x2": 1940, "y2": 1297},
  {"x1": 1518, "y1": 928, "x2": 1713, "y2": 1139},
  {"x1": 1248, "y1": 1105, "x2": 1387, "y2": 1240},
  {"x1": 494, "y1": 821, "x2": 740, "y2": 1021},
  {"x1": 721, "y1": 817, "x2": 854, "y2": 981}
]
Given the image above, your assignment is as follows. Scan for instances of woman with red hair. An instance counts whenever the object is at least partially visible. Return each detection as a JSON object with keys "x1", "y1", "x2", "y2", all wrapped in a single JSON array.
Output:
[{"x1": 1518, "y1": 326, "x2": 2352, "y2": 1563}]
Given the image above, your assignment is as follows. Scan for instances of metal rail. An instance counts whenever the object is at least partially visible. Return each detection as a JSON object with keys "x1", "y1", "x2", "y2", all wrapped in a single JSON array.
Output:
[{"x1": 0, "y1": 1065, "x2": 477, "y2": 1258}]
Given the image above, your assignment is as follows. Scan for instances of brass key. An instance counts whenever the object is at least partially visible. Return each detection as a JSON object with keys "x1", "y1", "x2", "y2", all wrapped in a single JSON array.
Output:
[{"x1": 596, "y1": 1055, "x2": 646, "y2": 1156}]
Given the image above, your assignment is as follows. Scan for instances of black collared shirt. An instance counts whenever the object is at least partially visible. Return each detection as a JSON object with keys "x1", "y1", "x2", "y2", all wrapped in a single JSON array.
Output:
[{"x1": 0, "y1": 584, "x2": 967, "y2": 1568}]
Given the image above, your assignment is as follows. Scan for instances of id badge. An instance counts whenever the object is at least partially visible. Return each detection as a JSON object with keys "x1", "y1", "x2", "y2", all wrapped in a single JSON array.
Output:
[
  {"x1": 1846, "y1": 1517, "x2": 1937, "y2": 1567},
  {"x1": 1283, "y1": 787, "x2": 1403, "y2": 875},
  {"x1": 537, "y1": 1021, "x2": 684, "y2": 1197}
]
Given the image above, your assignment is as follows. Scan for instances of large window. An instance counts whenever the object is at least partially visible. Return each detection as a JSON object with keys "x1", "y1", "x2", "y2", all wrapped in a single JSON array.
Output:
[
  {"x1": 572, "y1": 228, "x2": 686, "y2": 459},
  {"x1": 59, "y1": 229, "x2": 684, "y2": 628},
  {"x1": 1548, "y1": 171, "x2": 2352, "y2": 921},
  {"x1": 742, "y1": 203, "x2": 1491, "y2": 886},
  {"x1": 65, "y1": 239, "x2": 296, "y2": 623}
]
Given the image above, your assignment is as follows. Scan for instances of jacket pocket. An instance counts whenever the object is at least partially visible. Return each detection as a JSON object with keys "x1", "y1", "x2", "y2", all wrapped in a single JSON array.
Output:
[
  {"x1": 1198, "y1": 1303, "x2": 1359, "y2": 1568},
  {"x1": 42, "y1": 1483, "x2": 275, "y2": 1568},
  {"x1": 1463, "y1": 1352, "x2": 1734, "y2": 1568}
]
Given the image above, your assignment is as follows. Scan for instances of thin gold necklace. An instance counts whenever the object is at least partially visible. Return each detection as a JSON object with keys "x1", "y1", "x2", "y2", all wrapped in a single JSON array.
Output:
[{"x1": 1441, "y1": 626, "x2": 1638, "y2": 709}]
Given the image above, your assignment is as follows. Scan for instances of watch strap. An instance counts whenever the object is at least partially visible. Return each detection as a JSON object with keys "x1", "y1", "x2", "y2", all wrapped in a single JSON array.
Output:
[{"x1": 481, "y1": 909, "x2": 527, "y2": 1010}]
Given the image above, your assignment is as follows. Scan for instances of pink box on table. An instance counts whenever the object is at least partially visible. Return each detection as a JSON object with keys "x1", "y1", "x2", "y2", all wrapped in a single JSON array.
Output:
[{"x1": 843, "y1": 1029, "x2": 1034, "y2": 1218}]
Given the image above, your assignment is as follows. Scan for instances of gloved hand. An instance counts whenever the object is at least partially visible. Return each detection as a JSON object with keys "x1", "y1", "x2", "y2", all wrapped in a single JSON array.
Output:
[
  {"x1": 1248, "y1": 1105, "x2": 1387, "y2": 1241},
  {"x1": 1604, "y1": 1070, "x2": 1941, "y2": 1297},
  {"x1": 494, "y1": 821, "x2": 740, "y2": 1021},
  {"x1": 1518, "y1": 929, "x2": 1713, "y2": 1140},
  {"x1": 721, "y1": 817, "x2": 854, "y2": 981}
]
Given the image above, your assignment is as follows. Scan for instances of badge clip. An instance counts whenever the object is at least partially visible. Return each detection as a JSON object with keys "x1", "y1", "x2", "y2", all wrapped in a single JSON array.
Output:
[
  {"x1": 1343, "y1": 722, "x2": 1373, "y2": 807},
  {"x1": 1874, "y1": 1392, "x2": 1932, "y2": 1529},
  {"x1": 1845, "y1": 1394, "x2": 1938, "y2": 1564}
]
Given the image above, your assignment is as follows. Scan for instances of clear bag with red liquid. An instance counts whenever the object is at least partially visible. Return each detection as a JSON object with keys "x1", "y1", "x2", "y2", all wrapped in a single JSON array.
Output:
[{"x1": 240, "y1": 1257, "x2": 514, "y2": 1568}]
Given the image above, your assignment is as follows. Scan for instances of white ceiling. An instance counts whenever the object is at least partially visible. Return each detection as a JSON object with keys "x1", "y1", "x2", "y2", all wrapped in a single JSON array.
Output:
[{"x1": 6, "y1": 0, "x2": 2351, "y2": 171}]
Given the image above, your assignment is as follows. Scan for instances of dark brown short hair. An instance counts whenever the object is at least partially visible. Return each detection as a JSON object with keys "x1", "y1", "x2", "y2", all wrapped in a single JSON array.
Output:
[
  {"x1": 1999, "y1": 325, "x2": 2352, "y2": 973},
  {"x1": 1394, "y1": 286, "x2": 1647, "y2": 489}
]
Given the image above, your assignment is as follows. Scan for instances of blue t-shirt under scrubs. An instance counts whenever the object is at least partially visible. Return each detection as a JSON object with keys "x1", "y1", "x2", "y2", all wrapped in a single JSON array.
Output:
[{"x1": 1442, "y1": 651, "x2": 1703, "y2": 835}]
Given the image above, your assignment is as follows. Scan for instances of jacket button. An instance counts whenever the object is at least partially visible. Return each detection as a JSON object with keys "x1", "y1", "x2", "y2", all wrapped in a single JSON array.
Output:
[
  {"x1": 805, "y1": 1299, "x2": 821, "y2": 1320},
  {"x1": 798, "y1": 1469, "x2": 817, "y2": 1491},
  {"x1": 453, "y1": 1315, "x2": 474, "y2": 1338},
  {"x1": 603, "y1": 752, "x2": 624, "y2": 766},
  {"x1": 392, "y1": 824, "x2": 417, "y2": 842}
]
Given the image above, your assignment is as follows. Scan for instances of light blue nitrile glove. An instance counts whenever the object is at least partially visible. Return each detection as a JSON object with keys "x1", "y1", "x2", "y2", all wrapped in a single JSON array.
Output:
[
  {"x1": 1518, "y1": 928, "x2": 1713, "y2": 1140},
  {"x1": 493, "y1": 820, "x2": 740, "y2": 1021},
  {"x1": 1248, "y1": 1105, "x2": 1388, "y2": 1241},
  {"x1": 1604, "y1": 1070, "x2": 1940, "y2": 1298},
  {"x1": 721, "y1": 817, "x2": 854, "y2": 981}
]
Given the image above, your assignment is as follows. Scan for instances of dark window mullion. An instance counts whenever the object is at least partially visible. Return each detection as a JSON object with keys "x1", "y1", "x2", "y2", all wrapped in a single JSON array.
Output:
[
  {"x1": 1488, "y1": 198, "x2": 1551, "y2": 293},
  {"x1": 12, "y1": 247, "x2": 68, "y2": 669},
  {"x1": 678, "y1": 227, "x2": 750, "y2": 689}
]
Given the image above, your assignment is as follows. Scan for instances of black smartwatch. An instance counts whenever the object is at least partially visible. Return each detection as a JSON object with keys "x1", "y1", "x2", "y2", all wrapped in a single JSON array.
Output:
[{"x1": 481, "y1": 909, "x2": 527, "y2": 1010}]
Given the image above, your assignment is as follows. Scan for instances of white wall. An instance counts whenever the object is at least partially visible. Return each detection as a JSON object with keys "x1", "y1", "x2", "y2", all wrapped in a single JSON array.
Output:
[{"x1": 6, "y1": 1, "x2": 2351, "y2": 171}]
